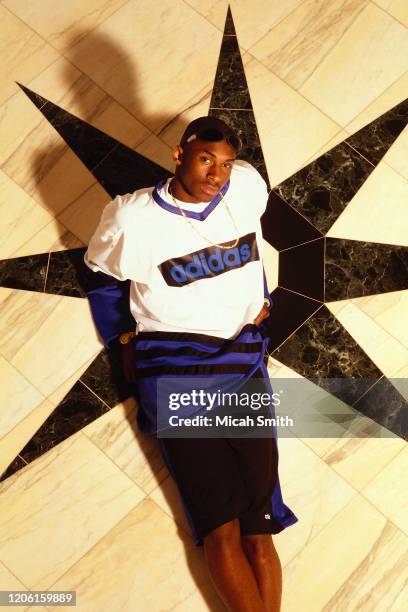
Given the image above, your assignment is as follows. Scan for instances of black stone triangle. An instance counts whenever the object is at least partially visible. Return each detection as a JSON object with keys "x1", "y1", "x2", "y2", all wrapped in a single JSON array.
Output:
[
  {"x1": 18, "y1": 83, "x2": 171, "y2": 198},
  {"x1": 209, "y1": 8, "x2": 269, "y2": 187},
  {"x1": 275, "y1": 141, "x2": 375, "y2": 235},
  {"x1": 0, "y1": 252, "x2": 49, "y2": 293}
]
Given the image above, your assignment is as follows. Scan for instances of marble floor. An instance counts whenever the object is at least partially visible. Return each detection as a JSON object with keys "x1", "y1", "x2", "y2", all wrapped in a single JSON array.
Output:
[{"x1": 0, "y1": 0, "x2": 407, "y2": 610}]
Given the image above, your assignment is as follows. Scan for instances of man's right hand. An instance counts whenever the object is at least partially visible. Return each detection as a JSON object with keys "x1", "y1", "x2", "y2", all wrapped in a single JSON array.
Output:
[{"x1": 122, "y1": 340, "x2": 137, "y2": 383}]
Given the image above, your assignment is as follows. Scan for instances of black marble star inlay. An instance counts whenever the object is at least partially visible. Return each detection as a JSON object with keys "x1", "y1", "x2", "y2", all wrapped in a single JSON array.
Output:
[{"x1": 1, "y1": 7, "x2": 407, "y2": 482}]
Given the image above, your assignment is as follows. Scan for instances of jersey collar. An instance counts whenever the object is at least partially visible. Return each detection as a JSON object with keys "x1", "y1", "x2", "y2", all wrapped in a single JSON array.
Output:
[{"x1": 152, "y1": 178, "x2": 230, "y2": 221}]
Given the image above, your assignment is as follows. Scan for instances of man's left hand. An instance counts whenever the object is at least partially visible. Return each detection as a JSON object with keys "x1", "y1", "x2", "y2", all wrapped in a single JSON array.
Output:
[{"x1": 253, "y1": 302, "x2": 270, "y2": 327}]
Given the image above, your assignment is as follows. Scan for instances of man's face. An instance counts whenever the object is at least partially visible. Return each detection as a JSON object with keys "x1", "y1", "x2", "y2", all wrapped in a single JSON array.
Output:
[{"x1": 172, "y1": 139, "x2": 237, "y2": 203}]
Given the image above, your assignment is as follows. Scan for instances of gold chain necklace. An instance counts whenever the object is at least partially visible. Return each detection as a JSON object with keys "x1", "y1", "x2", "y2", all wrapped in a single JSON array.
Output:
[{"x1": 168, "y1": 181, "x2": 240, "y2": 250}]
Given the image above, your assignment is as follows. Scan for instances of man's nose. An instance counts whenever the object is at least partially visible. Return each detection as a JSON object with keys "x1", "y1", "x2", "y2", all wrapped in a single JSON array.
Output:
[{"x1": 207, "y1": 165, "x2": 222, "y2": 182}]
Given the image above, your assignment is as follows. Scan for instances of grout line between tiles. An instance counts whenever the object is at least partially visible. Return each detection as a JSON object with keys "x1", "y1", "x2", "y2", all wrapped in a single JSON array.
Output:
[
  {"x1": 342, "y1": 68, "x2": 408, "y2": 133},
  {"x1": 209, "y1": 107, "x2": 254, "y2": 111},
  {"x1": 77, "y1": 379, "x2": 113, "y2": 411},
  {"x1": 0, "y1": 559, "x2": 31, "y2": 592},
  {"x1": 279, "y1": 235, "x2": 324, "y2": 253},
  {"x1": 296, "y1": 0, "x2": 370, "y2": 92},
  {"x1": 276, "y1": 285, "x2": 323, "y2": 305},
  {"x1": 349, "y1": 296, "x2": 408, "y2": 352},
  {"x1": 382, "y1": 158, "x2": 408, "y2": 184},
  {"x1": 42, "y1": 251, "x2": 49, "y2": 292},
  {"x1": 43, "y1": 481, "x2": 148, "y2": 594},
  {"x1": 270, "y1": 302, "x2": 324, "y2": 355},
  {"x1": 1, "y1": 3, "x2": 188, "y2": 162},
  {"x1": 79, "y1": 429, "x2": 146, "y2": 493},
  {"x1": 147, "y1": 481, "x2": 196, "y2": 541},
  {"x1": 269, "y1": 187, "x2": 324, "y2": 235},
  {"x1": 183, "y1": 0, "x2": 310, "y2": 55},
  {"x1": 370, "y1": 0, "x2": 408, "y2": 29}
]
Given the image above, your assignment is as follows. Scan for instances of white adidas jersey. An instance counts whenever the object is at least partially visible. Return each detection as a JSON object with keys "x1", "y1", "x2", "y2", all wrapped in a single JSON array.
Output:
[{"x1": 84, "y1": 160, "x2": 269, "y2": 339}]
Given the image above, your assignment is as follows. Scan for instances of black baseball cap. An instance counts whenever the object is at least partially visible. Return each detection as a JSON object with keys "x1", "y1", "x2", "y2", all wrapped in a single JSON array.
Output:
[{"x1": 180, "y1": 116, "x2": 241, "y2": 154}]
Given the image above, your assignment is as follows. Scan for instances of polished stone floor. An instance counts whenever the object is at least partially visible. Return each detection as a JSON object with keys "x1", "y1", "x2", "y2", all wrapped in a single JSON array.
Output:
[{"x1": 0, "y1": 1, "x2": 407, "y2": 610}]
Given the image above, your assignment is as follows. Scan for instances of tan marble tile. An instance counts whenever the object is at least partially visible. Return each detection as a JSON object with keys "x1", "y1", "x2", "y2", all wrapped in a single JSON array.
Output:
[
  {"x1": 185, "y1": 0, "x2": 306, "y2": 49},
  {"x1": 149, "y1": 473, "x2": 192, "y2": 536},
  {"x1": 0, "y1": 90, "x2": 45, "y2": 164},
  {"x1": 363, "y1": 446, "x2": 408, "y2": 534},
  {"x1": 244, "y1": 57, "x2": 340, "y2": 186},
  {"x1": 136, "y1": 133, "x2": 175, "y2": 173},
  {"x1": 250, "y1": 0, "x2": 368, "y2": 90},
  {"x1": 24, "y1": 57, "x2": 150, "y2": 148},
  {"x1": 0, "y1": 94, "x2": 95, "y2": 215},
  {"x1": 351, "y1": 290, "x2": 408, "y2": 350},
  {"x1": 0, "y1": 170, "x2": 55, "y2": 259},
  {"x1": 345, "y1": 70, "x2": 408, "y2": 135},
  {"x1": 49, "y1": 498, "x2": 223, "y2": 612},
  {"x1": 11, "y1": 220, "x2": 83, "y2": 257},
  {"x1": 0, "y1": 289, "x2": 62, "y2": 361},
  {"x1": 321, "y1": 520, "x2": 408, "y2": 612},
  {"x1": 11, "y1": 296, "x2": 102, "y2": 396},
  {"x1": 64, "y1": 0, "x2": 222, "y2": 133},
  {"x1": 304, "y1": 129, "x2": 349, "y2": 166},
  {"x1": 262, "y1": 239, "x2": 279, "y2": 291},
  {"x1": 328, "y1": 301, "x2": 408, "y2": 377},
  {"x1": 3, "y1": 0, "x2": 129, "y2": 51},
  {"x1": 0, "y1": 561, "x2": 30, "y2": 611},
  {"x1": 273, "y1": 437, "x2": 357, "y2": 568},
  {"x1": 325, "y1": 298, "x2": 351, "y2": 317},
  {"x1": 373, "y1": 0, "x2": 408, "y2": 27},
  {"x1": 157, "y1": 51, "x2": 250, "y2": 148},
  {"x1": 0, "y1": 357, "x2": 44, "y2": 442},
  {"x1": 0, "y1": 51, "x2": 145, "y2": 216},
  {"x1": 341, "y1": 65, "x2": 408, "y2": 183},
  {"x1": 383, "y1": 125, "x2": 408, "y2": 180},
  {"x1": 169, "y1": 588, "x2": 225, "y2": 611},
  {"x1": 47, "y1": 352, "x2": 101, "y2": 406},
  {"x1": 327, "y1": 162, "x2": 408, "y2": 246},
  {"x1": 0, "y1": 5, "x2": 58, "y2": 106},
  {"x1": 299, "y1": 3, "x2": 408, "y2": 126},
  {"x1": 157, "y1": 85, "x2": 213, "y2": 149},
  {"x1": 57, "y1": 182, "x2": 110, "y2": 245},
  {"x1": 0, "y1": 433, "x2": 144, "y2": 590},
  {"x1": 314, "y1": 434, "x2": 407, "y2": 491},
  {"x1": 83, "y1": 398, "x2": 168, "y2": 494},
  {"x1": 282, "y1": 494, "x2": 391, "y2": 610},
  {"x1": 0, "y1": 398, "x2": 55, "y2": 481}
]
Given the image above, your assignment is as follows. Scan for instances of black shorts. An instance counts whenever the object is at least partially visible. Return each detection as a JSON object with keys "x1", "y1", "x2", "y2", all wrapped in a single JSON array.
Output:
[{"x1": 158, "y1": 435, "x2": 281, "y2": 545}]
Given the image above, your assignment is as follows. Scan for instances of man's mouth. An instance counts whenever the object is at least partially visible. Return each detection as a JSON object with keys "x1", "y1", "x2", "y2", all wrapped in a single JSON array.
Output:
[{"x1": 201, "y1": 182, "x2": 219, "y2": 196}]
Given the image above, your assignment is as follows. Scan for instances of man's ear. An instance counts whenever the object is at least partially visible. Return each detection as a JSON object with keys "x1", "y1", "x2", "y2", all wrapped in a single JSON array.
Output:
[{"x1": 172, "y1": 145, "x2": 183, "y2": 166}]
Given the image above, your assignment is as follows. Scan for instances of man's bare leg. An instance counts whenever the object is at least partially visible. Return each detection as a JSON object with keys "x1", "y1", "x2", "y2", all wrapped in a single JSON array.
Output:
[
  {"x1": 241, "y1": 534, "x2": 282, "y2": 612},
  {"x1": 203, "y1": 519, "x2": 267, "y2": 612}
]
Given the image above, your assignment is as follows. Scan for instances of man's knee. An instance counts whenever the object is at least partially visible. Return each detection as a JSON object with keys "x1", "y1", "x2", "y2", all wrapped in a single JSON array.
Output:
[
  {"x1": 241, "y1": 533, "x2": 275, "y2": 563},
  {"x1": 203, "y1": 518, "x2": 241, "y2": 551}
]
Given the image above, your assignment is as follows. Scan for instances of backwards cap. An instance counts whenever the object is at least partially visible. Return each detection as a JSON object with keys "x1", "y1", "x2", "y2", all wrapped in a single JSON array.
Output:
[{"x1": 180, "y1": 116, "x2": 241, "y2": 153}]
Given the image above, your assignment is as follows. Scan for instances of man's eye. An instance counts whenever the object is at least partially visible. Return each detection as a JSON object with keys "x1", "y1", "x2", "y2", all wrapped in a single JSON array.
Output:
[
  {"x1": 201, "y1": 156, "x2": 210, "y2": 163},
  {"x1": 224, "y1": 162, "x2": 232, "y2": 168}
]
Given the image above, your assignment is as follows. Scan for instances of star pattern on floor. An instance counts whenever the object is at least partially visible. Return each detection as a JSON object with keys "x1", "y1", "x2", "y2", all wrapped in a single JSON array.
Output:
[{"x1": 1, "y1": 7, "x2": 407, "y2": 481}]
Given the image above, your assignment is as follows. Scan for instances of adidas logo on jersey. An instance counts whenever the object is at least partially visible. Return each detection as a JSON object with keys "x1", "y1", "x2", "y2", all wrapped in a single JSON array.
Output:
[{"x1": 159, "y1": 232, "x2": 259, "y2": 286}]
